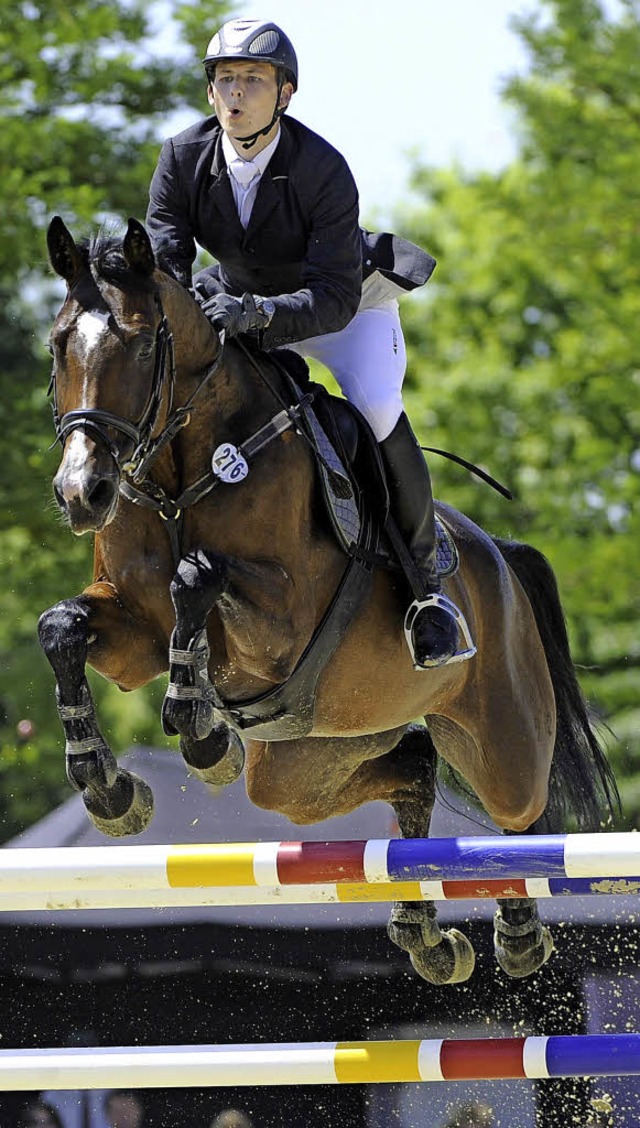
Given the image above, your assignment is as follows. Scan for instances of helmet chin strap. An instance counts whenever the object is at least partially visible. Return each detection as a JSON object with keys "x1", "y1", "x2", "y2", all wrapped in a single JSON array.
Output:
[{"x1": 237, "y1": 80, "x2": 286, "y2": 150}]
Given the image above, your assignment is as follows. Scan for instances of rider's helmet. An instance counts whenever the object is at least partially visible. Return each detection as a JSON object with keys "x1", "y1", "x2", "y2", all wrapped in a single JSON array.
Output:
[{"x1": 203, "y1": 18, "x2": 298, "y2": 90}]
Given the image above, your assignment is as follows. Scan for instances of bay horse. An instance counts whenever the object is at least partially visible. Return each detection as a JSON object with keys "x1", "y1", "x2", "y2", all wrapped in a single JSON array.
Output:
[{"x1": 39, "y1": 216, "x2": 617, "y2": 986}]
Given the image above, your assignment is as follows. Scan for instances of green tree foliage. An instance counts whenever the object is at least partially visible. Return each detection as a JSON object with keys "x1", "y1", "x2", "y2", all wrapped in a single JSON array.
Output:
[
  {"x1": 0, "y1": 0, "x2": 229, "y2": 839},
  {"x1": 398, "y1": 0, "x2": 639, "y2": 822}
]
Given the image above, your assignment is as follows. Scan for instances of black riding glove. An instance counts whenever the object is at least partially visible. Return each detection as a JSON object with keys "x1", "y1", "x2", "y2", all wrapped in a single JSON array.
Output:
[{"x1": 199, "y1": 292, "x2": 271, "y2": 337}]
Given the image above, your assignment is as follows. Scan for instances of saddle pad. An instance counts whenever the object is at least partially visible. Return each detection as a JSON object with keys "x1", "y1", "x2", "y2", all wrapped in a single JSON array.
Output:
[
  {"x1": 304, "y1": 403, "x2": 361, "y2": 553},
  {"x1": 302, "y1": 396, "x2": 458, "y2": 579},
  {"x1": 434, "y1": 515, "x2": 458, "y2": 578}
]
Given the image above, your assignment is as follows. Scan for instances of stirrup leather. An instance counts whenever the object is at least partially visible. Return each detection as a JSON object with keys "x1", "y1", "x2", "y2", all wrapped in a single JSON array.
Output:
[{"x1": 403, "y1": 592, "x2": 477, "y2": 668}]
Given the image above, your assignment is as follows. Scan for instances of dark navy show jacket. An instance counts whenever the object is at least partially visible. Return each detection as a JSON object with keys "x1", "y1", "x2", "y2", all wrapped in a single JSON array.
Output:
[{"x1": 146, "y1": 114, "x2": 436, "y2": 348}]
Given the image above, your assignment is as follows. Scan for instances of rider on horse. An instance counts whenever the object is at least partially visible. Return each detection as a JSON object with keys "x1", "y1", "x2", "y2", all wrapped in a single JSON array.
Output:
[{"x1": 146, "y1": 16, "x2": 469, "y2": 670}]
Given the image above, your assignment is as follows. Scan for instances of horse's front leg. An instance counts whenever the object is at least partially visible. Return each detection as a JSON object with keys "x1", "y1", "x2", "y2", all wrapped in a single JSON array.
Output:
[
  {"x1": 38, "y1": 583, "x2": 159, "y2": 836},
  {"x1": 161, "y1": 548, "x2": 299, "y2": 785},
  {"x1": 160, "y1": 550, "x2": 237, "y2": 769}
]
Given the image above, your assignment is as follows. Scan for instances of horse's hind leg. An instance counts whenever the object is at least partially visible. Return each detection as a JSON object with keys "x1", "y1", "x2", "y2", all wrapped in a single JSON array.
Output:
[
  {"x1": 245, "y1": 724, "x2": 474, "y2": 983},
  {"x1": 494, "y1": 825, "x2": 554, "y2": 977},
  {"x1": 38, "y1": 587, "x2": 156, "y2": 836},
  {"x1": 386, "y1": 726, "x2": 476, "y2": 985}
]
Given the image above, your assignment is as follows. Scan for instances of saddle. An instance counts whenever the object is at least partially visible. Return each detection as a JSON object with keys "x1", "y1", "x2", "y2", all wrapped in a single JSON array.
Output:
[{"x1": 274, "y1": 349, "x2": 459, "y2": 580}]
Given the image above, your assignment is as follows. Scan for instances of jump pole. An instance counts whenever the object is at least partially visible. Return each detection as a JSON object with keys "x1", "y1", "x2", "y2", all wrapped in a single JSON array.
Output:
[
  {"x1": 1, "y1": 833, "x2": 639, "y2": 896},
  {"x1": 2, "y1": 1035, "x2": 639, "y2": 1090},
  {"x1": 0, "y1": 873, "x2": 637, "y2": 913}
]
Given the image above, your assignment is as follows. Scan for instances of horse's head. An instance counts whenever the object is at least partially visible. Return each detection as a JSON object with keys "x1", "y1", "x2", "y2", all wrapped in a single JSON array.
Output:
[{"x1": 47, "y1": 216, "x2": 177, "y2": 534}]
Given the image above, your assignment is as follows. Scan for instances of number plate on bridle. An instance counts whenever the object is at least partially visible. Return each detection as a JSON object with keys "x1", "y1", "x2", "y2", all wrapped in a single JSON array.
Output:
[{"x1": 211, "y1": 442, "x2": 249, "y2": 484}]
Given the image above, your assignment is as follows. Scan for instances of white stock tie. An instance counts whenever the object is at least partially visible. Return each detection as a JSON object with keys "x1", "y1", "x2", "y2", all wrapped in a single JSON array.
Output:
[
  {"x1": 227, "y1": 158, "x2": 260, "y2": 227},
  {"x1": 228, "y1": 158, "x2": 259, "y2": 189}
]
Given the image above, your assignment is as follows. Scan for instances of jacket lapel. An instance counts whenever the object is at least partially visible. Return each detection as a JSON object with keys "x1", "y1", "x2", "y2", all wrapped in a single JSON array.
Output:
[
  {"x1": 208, "y1": 134, "x2": 245, "y2": 238},
  {"x1": 244, "y1": 124, "x2": 293, "y2": 240}
]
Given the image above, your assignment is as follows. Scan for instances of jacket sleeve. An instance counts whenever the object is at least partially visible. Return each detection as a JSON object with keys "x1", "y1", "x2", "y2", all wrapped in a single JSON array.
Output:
[
  {"x1": 261, "y1": 153, "x2": 362, "y2": 348},
  {"x1": 146, "y1": 139, "x2": 197, "y2": 288}
]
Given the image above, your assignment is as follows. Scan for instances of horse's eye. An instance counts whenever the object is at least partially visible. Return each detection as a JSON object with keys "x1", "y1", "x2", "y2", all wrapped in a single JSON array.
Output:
[{"x1": 137, "y1": 340, "x2": 154, "y2": 362}]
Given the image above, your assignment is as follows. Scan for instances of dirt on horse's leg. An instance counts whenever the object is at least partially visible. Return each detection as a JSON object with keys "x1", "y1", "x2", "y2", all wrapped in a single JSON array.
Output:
[
  {"x1": 38, "y1": 585, "x2": 158, "y2": 836},
  {"x1": 385, "y1": 726, "x2": 476, "y2": 986},
  {"x1": 494, "y1": 823, "x2": 554, "y2": 978}
]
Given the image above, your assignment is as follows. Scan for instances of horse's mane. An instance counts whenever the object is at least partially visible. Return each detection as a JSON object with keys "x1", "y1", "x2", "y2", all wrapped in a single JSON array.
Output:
[{"x1": 78, "y1": 229, "x2": 175, "y2": 293}]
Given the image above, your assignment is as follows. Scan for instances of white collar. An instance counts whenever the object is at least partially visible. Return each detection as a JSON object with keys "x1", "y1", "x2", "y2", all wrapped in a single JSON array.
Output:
[{"x1": 222, "y1": 127, "x2": 281, "y2": 177}]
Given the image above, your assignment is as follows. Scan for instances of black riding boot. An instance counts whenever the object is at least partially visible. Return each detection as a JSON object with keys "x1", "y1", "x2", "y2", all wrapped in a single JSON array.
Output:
[{"x1": 380, "y1": 413, "x2": 464, "y2": 669}]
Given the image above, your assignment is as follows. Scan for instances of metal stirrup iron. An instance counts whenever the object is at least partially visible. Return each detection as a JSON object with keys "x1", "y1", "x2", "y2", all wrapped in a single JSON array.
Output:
[{"x1": 403, "y1": 593, "x2": 477, "y2": 670}]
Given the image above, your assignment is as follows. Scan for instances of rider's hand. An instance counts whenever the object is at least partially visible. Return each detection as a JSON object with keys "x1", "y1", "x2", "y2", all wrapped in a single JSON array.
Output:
[{"x1": 199, "y1": 292, "x2": 271, "y2": 337}]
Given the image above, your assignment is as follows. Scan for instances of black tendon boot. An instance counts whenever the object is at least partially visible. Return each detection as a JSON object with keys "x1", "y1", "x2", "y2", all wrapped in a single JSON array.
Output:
[{"x1": 380, "y1": 413, "x2": 472, "y2": 669}]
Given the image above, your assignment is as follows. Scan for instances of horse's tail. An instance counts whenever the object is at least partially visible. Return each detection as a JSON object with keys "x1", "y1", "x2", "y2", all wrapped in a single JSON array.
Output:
[{"x1": 493, "y1": 537, "x2": 620, "y2": 832}]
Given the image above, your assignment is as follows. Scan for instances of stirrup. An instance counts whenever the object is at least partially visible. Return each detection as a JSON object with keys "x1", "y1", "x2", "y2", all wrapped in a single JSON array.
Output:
[{"x1": 404, "y1": 593, "x2": 477, "y2": 669}]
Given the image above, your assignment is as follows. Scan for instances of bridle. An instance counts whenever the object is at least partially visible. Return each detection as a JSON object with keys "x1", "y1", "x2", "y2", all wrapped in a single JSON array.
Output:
[
  {"x1": 47, "y1": 283, "x2": 310, "y2": 564},
  {"x1": 49, "y1": 291, "x2": 222, "y2": 485}
]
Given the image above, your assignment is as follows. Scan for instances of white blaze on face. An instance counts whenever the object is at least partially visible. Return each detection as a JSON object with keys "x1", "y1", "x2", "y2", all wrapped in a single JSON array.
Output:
[
  {"x1": 59, "y1": 430, "x2": 99, "y2": 504},
  {"x1": 59, "y1": 308, "x2": 112, "y2": 502},
  {"x1": 76, "y1": 308, "x2": 111, "y2": 361}
]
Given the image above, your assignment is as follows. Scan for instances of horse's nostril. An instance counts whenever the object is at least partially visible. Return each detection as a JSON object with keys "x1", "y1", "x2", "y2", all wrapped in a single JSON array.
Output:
[
  {"x1": 87, "y1": 478, "x2": 116, "y2": 511},
  {"x1": 53, "y1": 483, "x2": 66, "y2": 511}
]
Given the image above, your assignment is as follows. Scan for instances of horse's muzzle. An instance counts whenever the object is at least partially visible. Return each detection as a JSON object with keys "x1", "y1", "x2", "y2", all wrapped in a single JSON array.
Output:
[{"x1": 53, "y1": 459, "x2": 120, "y2": 534}]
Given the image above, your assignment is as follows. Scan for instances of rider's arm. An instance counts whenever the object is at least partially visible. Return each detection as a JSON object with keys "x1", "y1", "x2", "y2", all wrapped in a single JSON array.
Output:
[
  {"x1": 260, "y1": 149, "x2": 362, "y2": 349},
  {"x1": 146, "y1": 138, "x2": 198, "y2": 289}
]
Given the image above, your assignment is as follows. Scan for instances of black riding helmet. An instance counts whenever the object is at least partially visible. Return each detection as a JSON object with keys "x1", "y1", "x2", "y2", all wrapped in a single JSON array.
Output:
[{"x1": 203, "y1": 18, "x2": 298, "y2": 150}]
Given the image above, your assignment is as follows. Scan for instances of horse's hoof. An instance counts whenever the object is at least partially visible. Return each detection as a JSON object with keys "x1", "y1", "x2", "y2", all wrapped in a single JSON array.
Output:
[
  {"x1": 162, "y1": 692, "x2": 217, "y2": 742},
  {"x1": 411, "y1": 927, "x2": 476, "y2": 985},
  {"x1": 180, "y1": 727, "x2": 245, "y2": 788},
  {"x1": 388, "y1": 919, "x2": 476, "y2": 985},
  {"x1": 494, "y1": 912, "x2": 555, "y2": 978},
  {"x1": 83, "y1": 769, "x2": 154, "y2": 837}
]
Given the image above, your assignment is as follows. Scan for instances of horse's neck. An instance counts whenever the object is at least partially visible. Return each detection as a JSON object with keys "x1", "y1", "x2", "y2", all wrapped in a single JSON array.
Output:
[
  {"x1": 156, "y1": 294, "x2": 281, "y2": 482},
  {"x1": 158, "y1": 273, "x2": 219, "y2": 380}
]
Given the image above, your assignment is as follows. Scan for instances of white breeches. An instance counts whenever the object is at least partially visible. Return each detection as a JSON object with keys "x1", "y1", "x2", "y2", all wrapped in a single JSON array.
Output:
[{"x1": 284, "y1": 300, "x2": 407, "y2": 441}]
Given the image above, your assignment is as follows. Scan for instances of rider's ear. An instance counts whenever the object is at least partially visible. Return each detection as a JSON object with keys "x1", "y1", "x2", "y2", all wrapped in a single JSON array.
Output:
[
  {"x1": 47, "y1": 216, "x2": 82, "y2": 284},
  {"x1": 123, "y1": 218, "x2": 156, "y2": 277},
  {"x1": 279, "y1": 82, "x2": 293, "y2": 110}
]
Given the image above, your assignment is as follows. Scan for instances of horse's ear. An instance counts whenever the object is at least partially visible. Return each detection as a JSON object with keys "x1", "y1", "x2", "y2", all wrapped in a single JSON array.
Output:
[
  {"x1": 123, "y1": 218, "x2": 156, "y2": 276},
  {"x1": 47, "y1": 216, "x2": 82, "y2": 284}
]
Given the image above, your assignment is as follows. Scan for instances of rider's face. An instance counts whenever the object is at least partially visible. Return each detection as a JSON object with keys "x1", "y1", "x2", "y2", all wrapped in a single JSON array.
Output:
[{"x1": 207, "y1": 60, "x2": 292, "y2": 154}]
